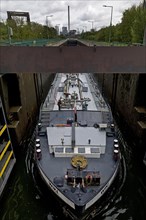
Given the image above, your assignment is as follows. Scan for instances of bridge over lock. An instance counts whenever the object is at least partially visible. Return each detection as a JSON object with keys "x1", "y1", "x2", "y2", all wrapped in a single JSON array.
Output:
[{"x1": 0, "y1": 39, "x2": 146, "y2": 74}]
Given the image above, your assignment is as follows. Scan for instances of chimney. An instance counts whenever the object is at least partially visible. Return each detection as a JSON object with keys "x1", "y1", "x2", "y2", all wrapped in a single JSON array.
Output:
[{"x1": 68, "y1": 5, "x2": 70, "y2": 33}]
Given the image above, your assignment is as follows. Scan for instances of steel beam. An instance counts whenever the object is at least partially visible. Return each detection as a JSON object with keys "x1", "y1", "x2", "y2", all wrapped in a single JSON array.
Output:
[
  {"x1": 7, "y1": 11, "x2": 30, "y2": 23},
  {"x1": 0, "y1": 46, "x2": 145, "y2": 74}
]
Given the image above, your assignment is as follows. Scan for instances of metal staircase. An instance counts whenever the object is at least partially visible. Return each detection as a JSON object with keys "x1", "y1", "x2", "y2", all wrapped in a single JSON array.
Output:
[{"x1": 0, "y1": 96, "x2": 16, "y2": 196}]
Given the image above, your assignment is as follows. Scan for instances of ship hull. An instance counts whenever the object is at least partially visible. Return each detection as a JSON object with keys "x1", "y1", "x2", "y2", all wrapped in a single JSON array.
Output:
[
  {"x1": 33, "y1": 73, "x2": 122, "y2": 219},
  {"x1": 35, "y1": 159, "x2": 121, "y2": 219}
]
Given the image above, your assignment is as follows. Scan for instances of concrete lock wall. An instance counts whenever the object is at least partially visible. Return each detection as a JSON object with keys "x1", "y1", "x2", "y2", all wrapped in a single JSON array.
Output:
[
  {"x1": 0, "y1": 73, "x2": 55, "y2": 147},
  {"x1": 93, "y1": 73, "x2": 146, "y2": 145},
  {"x1": 0, "y1": 71, "x2": 145, "y2": 149}
]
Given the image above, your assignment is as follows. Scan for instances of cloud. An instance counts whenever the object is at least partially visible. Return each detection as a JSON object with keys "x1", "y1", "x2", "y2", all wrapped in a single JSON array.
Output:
[{"x1": 0, "y1": 0, "x2": 142, "y2": 31}]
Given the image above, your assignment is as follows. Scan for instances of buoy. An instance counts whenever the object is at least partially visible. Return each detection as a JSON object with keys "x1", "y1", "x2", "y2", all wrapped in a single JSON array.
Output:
[
  {"x1": 113, "y1": 149, "x2": 119, "y2": 161},
  {"x1": 36, "y1": 148, "x2": 42, "y2": 160},
  {"x1": 36, "y1": 143, "x2": 40, "y2": 149},
  {"x1": 114, "y1": 139, "x2": 118, "y2": 144},
  {"x1": 36, "y1": 139, "x2": 40, "y2": 144},
  {"x1": 114, "y1": 144, "x2": 119, "y2": 150},
  {"x1": 38, "y1": 123, "x2": 41, "y2": 131}
]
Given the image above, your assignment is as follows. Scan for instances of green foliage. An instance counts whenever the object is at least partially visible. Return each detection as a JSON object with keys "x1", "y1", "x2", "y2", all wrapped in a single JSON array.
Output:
[
  {"x1": 0, "y1": 22, "x2": 8, "y2": 40},
  {"x1": 131, "y1": 4, "x2": 146, "y2": 43},
  {"x1": 0, "y1": 17, "x2": 58, "y2": 41},
  {"x1": 120, "y1": 5, "x2": 137, "y2": 43},
  {"x1": 1, "y1": 3, "x2": 145, "y2": 45},
  {"x1": 80, "y1": 2, "x2": 146, "y2": 45}
]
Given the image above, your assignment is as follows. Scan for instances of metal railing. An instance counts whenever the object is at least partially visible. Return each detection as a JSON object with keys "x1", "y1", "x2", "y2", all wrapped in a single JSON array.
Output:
[{"x1": 0, "y1": 38, "x2": 62, "y2": 46}]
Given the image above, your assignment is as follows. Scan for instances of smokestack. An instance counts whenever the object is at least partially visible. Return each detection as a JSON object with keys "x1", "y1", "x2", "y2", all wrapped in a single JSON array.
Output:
[{"x1": 68, "y1": 5, "x2": 70, "y2": 33}]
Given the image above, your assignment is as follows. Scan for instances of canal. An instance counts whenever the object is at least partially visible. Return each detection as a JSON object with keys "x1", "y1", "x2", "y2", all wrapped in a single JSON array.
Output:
[{"x1": 0, "y1": 125, "x2": 146, "y2": 220}]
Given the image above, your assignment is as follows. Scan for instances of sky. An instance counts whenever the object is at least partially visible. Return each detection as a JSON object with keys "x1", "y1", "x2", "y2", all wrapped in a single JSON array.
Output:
[{"x1": 0, "y1": 0, "x2": 143, "y2": 32}]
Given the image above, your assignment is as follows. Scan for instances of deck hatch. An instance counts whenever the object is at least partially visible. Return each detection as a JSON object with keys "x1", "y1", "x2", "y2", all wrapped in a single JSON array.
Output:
[
  {"x1": 47, "y1": 126, "x2": 106, "y2": 157},
  {"x1": 47, "y1": 127, "x2": 106, "y2": 147}
]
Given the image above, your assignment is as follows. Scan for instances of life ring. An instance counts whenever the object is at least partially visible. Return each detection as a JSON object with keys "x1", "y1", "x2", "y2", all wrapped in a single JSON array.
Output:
[
  {"x1": 71, "y1": 155, "x2": 87, "y2": 169},
  {"x1": 85, "y1": 174, "x2": 93, "y2": 185}
]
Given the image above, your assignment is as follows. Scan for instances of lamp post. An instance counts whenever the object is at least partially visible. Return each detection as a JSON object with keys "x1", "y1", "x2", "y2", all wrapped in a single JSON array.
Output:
[
  {"x1": 46, "y1": 15, "x2": 53, "y2": 39},
  {"x1": 88, "y1": 20, "x2": 94, "y2": 31},
  {"x1": 103, "y1": 5, "x2": 113, "y2": 43}
]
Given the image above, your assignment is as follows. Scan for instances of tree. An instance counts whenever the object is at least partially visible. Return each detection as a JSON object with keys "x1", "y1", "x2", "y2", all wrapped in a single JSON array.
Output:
[
  {"x1": 131, "y1": 3, "x2": 146, "y2": 43},
  {"x1": 80, "y1": 2, "x2": 146, "y2": 45},
  {"x1": 0, "y1": 18, "x2": 58, "y2": 41},
  {"x1": 0, "y1": 22, "x2": 8, "y2": 40},
  {"x1": 120, "y1": 6, "x2": 137, "y2": 43}
]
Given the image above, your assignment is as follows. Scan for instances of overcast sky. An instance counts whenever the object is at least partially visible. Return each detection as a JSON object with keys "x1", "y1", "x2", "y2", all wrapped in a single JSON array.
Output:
[{"x1": 0, "y1": 0, "x2": 143, "y2": 31}]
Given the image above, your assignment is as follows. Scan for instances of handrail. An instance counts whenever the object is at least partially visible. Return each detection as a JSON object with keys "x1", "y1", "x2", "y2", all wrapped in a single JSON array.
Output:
[
  {"x1": 0, "y1": 124, "x2": 7, "y2": 136},
  {"x1": 0, "y1": 140, "x2": 11, "y2": 161},
  {"x1": 0, "y1": 151, "x2": 13, "y2": 177}
]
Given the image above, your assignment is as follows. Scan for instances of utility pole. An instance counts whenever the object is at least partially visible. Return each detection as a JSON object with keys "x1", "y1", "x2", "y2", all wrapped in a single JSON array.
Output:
[{"x1": 103, "y1": 5, "x2": 113, "y2": 43}]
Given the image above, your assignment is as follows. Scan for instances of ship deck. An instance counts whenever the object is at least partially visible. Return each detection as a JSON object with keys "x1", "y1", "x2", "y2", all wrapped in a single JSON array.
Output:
[{"x1": 35, "y1": 73, "x2": 120, "y2": 210}]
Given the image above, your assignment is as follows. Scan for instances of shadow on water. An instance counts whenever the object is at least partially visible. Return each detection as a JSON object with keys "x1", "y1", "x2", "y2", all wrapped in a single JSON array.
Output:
[{"x1": 0, "y1": 124, "x2": 146, "y2": 220}]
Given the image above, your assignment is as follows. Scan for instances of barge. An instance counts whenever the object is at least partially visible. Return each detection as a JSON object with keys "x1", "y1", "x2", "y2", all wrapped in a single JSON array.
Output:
[{"x1": 34, "y1": 73, "x2": 121, "y2": 219}]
